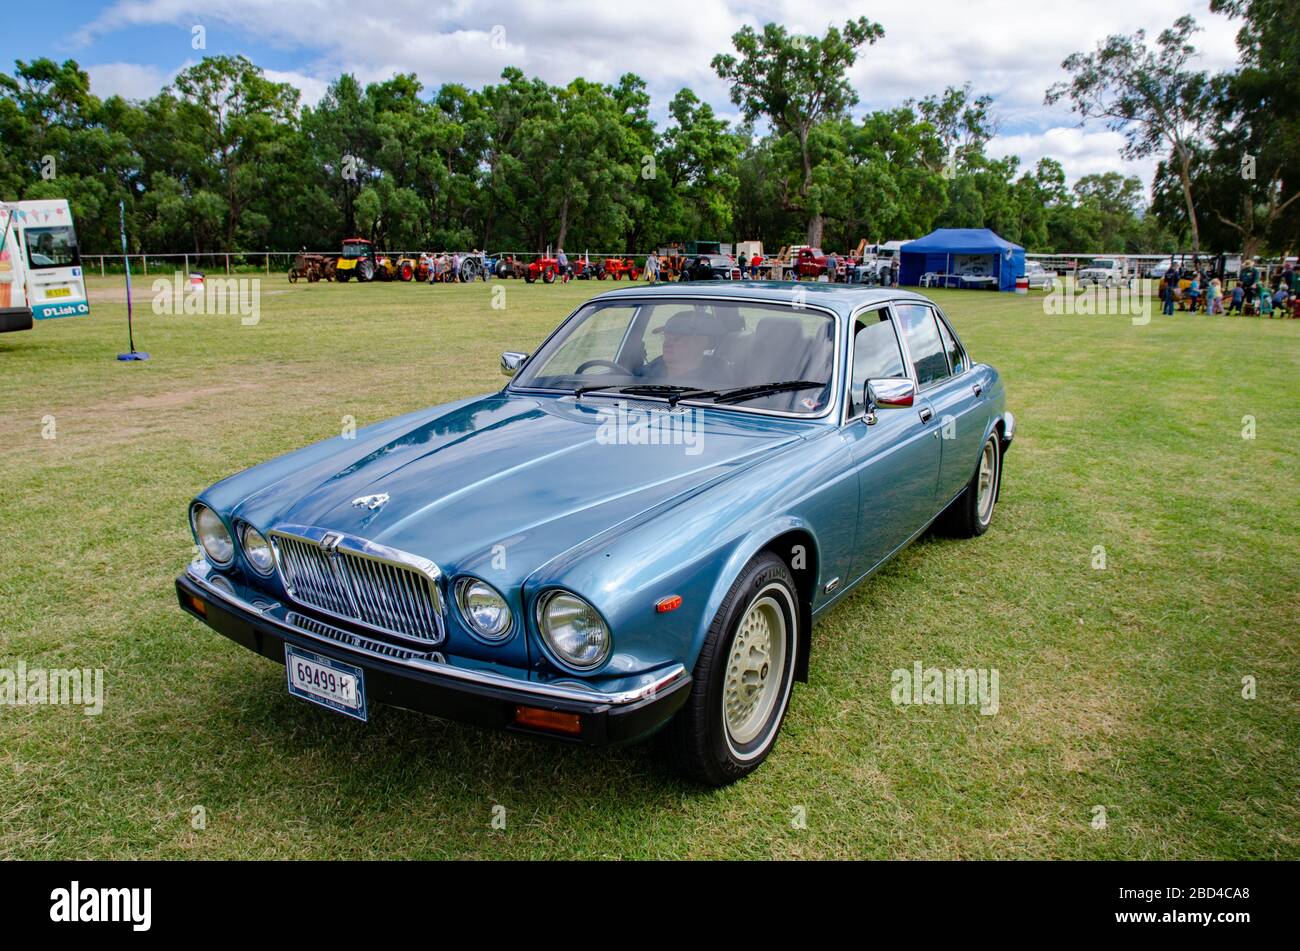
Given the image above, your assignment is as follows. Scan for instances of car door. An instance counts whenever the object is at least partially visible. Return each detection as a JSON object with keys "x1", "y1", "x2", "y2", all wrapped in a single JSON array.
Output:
[
  {"x1": 898, "y1": 303, "x2": 989, "y2": 504},
  {"x1": 842, "y1": 305, "x2": 943, "y2": 579}
]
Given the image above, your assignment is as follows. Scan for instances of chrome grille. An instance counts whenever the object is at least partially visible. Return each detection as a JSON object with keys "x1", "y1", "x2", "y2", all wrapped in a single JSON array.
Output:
[
  {"x1": 285, "y1": 612, "x2": 443, "y2": 662},
  {"x1": 271, "y1": 529, "x2": 444, "y2": 644}
]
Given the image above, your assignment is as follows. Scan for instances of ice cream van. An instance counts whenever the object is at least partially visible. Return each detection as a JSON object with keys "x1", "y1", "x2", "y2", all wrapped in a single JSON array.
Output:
[{"x1": 0, "y1": 198, "x2": 91, "y2": 333}]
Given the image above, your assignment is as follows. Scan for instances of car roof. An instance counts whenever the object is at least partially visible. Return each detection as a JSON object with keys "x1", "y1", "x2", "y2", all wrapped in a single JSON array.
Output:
[{"x1": 587, "y1": 280, "x2": 932, "y2": 318}]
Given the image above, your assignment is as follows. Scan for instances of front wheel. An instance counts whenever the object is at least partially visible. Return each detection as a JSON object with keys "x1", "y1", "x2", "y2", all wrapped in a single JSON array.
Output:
[{"x1": 663, "y1": 552, "x2": 799, "y2": 786}]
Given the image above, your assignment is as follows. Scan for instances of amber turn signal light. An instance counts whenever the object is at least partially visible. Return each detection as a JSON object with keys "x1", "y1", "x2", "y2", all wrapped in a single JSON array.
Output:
[
  {"x1": 655, "y1": 595, "x2": 682, "y2": 613},
  {"x1": 514, "y1": 705, "x2": 582, "y2": 736},
  {"x1": 184, "y1": 593, "x2": 207, "y2": 617}
]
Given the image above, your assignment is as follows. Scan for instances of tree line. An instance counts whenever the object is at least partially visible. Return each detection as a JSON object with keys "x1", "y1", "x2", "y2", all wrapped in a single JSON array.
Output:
[{"x1": 0, "y1": 6, "x2": 1292, "y2": 259}]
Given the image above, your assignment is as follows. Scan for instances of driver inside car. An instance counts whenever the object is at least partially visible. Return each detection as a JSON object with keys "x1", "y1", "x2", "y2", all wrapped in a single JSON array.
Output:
[{"x1": 637, "y1": 311, "x2": 733, "y2": 387}]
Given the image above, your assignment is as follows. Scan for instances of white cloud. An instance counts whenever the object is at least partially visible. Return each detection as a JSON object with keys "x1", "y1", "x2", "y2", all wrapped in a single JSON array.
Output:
[
  {"x1": 987, "y1": 126, "x2": 1159, "y2": 186},
  {"x1": 263, "y1": 69, "x2": 330, "y2": 107},
  {"x1": 85, "y1": 62, "x2": 177, "y2": 101}
]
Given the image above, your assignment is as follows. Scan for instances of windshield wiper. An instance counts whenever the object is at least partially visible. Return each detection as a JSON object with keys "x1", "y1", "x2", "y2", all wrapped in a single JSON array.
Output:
[
  {"x1": 573, "y1": 383, "x2": 721, "y2": 406},
  {"x1": 572, "y1": 383, "x2": 622, "y2": 399},
  {"x1": 616, "y1": 384, "x2": 722, "y2": 406},
  {"x1": 705, "y1": 380, "x2": 826, "y2": 405}
]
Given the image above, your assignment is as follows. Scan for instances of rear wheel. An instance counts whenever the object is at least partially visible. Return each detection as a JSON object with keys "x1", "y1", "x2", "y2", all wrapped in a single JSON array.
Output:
[
  {"x1": 399, "y1": 263, "x2": 414, "y2": 282},
  {"x1": 525, "y1": 269, "x2": 536, "y2": 284},
  {"x1": 288, "y1": 271, "x2": 299, "y2": 283},
  {"x1": 543, "y1": 265, "x2": 557, "y2": 284},
  {"x1": 664, "y1": 552, "x2": 799, "y2": 787},
  {"x1": 357, "y1": 260, "x2": 374, "y2": 282},
  {"x1": 943, "y1": 433, "x2": 1002, "y2": 538}
]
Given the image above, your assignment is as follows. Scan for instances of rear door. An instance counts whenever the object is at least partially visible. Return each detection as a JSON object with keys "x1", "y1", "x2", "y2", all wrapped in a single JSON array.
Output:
[{"x1": 894, "y1": 302, "x2": 987, "y2": 504}]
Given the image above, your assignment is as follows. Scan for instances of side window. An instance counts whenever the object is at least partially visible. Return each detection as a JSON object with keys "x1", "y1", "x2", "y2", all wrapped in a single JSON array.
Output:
[
  {"x1": 934, "y1": 314, "x2": 966, "y2": 375},
  {"x1": 895, "y1": 304, "x2": 951, "y2": 388},
  {"x1": 849, "y1": 309, "x2": 907, "y2": 418}
]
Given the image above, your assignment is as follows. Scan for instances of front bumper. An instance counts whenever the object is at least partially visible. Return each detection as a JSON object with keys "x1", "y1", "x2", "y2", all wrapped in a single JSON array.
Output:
[{"x1": 175, "y1": 562, "x2": 691, "y2": 746}]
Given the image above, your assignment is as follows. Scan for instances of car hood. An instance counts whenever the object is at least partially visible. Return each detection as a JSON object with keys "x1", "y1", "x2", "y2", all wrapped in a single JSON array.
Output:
[{"x1": 251, "y1": 392, "x2": 808, "y2": 575}]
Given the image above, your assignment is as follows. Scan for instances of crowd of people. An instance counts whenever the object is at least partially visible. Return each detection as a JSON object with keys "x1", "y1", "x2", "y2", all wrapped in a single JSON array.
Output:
[
  {"x1": 1159, "y1": 258, "x2": 1299, "y2": 317},
  {"x1": 417, "y1": 250, "x2": 489, "y2": 283}
]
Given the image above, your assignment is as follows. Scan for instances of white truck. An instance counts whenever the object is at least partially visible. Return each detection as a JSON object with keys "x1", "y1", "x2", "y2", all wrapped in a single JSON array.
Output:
[{"x1": 1076, "y1": 256, "x2": 1135, "y2": 289}]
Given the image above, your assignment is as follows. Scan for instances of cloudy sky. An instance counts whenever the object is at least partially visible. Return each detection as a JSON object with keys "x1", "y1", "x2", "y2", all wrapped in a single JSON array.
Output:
[{"x1": 4, "y1": 0, "x2": 1242, "y2": 188}]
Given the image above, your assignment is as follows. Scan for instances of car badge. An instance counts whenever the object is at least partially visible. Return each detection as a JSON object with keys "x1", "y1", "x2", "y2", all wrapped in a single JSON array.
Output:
[
  {"x1": 319, "y1": 532, "x2": 343, "y2": 555},
  {"x1": 351, "y1": 493, "x2": 389, "y2": 512}
]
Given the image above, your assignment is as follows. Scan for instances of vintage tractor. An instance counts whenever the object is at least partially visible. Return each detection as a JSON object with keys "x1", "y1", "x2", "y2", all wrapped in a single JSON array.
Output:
[
  {"x1": 334, "y1": 238, "x2": 378, "y2": 282},
  {"x1": 494, "y1": 255, "x2": 527, "y2": 279},
  {"x1": 288, "y1": 252, "x2": 334, "y2": 283},
  {"x1": 525, "y1": 256, "x2": 560, "y2": 283},
  {"x1": 655, "y1": 246, "x2": 688, "y2": 280},
  {"x1": 571, "y1": 256, "x2": 605, "y2": 280},
  {"x1": 602, "y1": 257, "x2": 641, "y2": 281}
]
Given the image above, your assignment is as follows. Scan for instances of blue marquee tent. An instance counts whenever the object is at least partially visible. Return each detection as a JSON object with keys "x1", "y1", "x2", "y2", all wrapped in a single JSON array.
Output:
[{"x1": 898, "y1": 228, "x2": 1025, "y2": 292}]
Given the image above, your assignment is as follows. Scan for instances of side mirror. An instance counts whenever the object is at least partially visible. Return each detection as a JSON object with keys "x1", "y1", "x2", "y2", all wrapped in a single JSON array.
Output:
[
  {"x1": 864, "y1": 378, "x2": 915, "y2": 424},
  {"x1": 500, "y1": 351, "x2": 528, "y2": 377}
]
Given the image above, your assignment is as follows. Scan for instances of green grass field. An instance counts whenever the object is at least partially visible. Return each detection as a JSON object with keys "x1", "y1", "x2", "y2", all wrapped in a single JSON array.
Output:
[{"x1": 1, "y1": 273, "x2": 1296, "y2": 859}]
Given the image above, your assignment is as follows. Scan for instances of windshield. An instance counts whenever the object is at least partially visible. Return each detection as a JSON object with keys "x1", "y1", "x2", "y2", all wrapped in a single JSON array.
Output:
[
  {"x1": 513, "y1": 299, "x2": 837, "y2": 415},
  {"x1": 342, "y1": 243, "x2": 369, "y2": 259},
  {"x1": 24, "y1": 225, "x2": 80, "y2": 270}
]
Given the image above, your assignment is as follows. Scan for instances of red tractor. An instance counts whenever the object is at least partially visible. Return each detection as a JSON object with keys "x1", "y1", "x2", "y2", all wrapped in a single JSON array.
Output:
[
  {"x1": 571, "y1": 257, "x2": 606, "y2": 280},
  {"x1": 602, "y1": 256, "x2": 641, "y2": 281},
  {"x1": 525, "y1": 256, "x2": 561, "y2": 283}
]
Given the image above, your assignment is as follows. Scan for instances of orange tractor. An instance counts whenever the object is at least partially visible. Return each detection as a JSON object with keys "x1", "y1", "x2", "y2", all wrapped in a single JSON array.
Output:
[{"x1": 602, "y1": 256, "x2": 641, "y2": 280}]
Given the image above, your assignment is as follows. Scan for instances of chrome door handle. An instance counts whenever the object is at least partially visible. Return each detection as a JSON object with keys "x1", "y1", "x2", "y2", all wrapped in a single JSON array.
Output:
[
  {"x1": 919, "y1": 407, "x2": 933, "y2": 423},
  {"x1": 972, "y1": 383, "x2": 983, "y2": 397}
]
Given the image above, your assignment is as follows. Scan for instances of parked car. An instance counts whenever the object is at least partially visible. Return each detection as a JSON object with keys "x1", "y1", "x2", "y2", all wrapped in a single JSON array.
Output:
[
  {"x1": 1076, "y1": 257, "x2": 1134, "y2": 289},
  {"x1": 177, "y1": 284, "x2": 1014, "y2": 786},
  {"x1": 680, "y1": 254, "x2": 742, "y2": 281},
  {"x1": 1023, "y1": 260, "x2": 1057, "y2": 291}
]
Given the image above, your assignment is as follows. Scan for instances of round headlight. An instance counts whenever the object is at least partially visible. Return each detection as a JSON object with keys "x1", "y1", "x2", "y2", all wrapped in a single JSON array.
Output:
[
  {"x1": 538, "y1": 591, "x2": 610, "y2": 670},
  {"x1": 191, "y1": 503, "x2": 234, "y2": 566},
  {"x1": 241, "y1": 524, "x2": 275, "y2": 575},
  {"x1": 455, "y1": 578, "x2": 512, "y2": 640}
]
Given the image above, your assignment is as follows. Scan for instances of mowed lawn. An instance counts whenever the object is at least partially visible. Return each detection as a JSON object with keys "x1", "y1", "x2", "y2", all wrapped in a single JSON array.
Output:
[{"x1": 0, "y1": 273, "x2": 1296, "y2": 859}]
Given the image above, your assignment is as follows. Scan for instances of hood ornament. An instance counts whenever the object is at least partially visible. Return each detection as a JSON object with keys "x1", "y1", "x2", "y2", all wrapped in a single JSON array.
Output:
[{"x1": 351, "y1": 493, "x2": 390, "y2": 511}]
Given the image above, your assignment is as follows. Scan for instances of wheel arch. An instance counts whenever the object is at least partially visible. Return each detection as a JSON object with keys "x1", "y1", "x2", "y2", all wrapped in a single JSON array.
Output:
[{"x1": 702, "y1": 520, "x2": 821, "y2": 685}]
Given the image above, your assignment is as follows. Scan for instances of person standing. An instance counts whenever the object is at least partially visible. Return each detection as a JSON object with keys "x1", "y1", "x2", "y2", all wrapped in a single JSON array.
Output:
[
  {"x1": 1239, "y1": 258, "x2": 1259, "y2": 313},
  {"x1": 826, "y1": 251, "x2": 838, "y2": 283},
  {"x1": 751, "y1": 252, "x2": 763, "y2": 280},
  {"x1": 557, "y1": 248, "x2": 569, "y2": 284},
  {"x1": 1206, "y1": 278, "x2": 1223, "y2": 314},
  {"x1": 645, "y1": 251, "x2": 659, "y2": 283},
  {"x1": 451, "y1": 251, "x2": 462, "y2": 283},
  {"x1": 889, "y1": 256, "x2": 900, "y2": 287}
]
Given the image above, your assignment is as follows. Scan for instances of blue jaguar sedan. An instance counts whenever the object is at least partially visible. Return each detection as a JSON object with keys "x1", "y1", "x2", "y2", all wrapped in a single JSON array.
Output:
[{"x1": 176, "y1": 282, "x2": 1014, "y2": 785}]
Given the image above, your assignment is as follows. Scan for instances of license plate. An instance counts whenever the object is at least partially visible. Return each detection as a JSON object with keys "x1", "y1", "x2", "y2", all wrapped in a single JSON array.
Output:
[
  {"x1": 45, "y1": 287, "x2": 71, "y2": 298},
  {"x1": 285, "y1": 645, "x2": 367, "y2": 721}
]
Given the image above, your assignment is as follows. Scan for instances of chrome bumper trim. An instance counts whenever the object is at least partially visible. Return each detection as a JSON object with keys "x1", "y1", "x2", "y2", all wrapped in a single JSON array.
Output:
[{"x1": 184, "y1": 562, "x2": 687, "y2": 707}]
